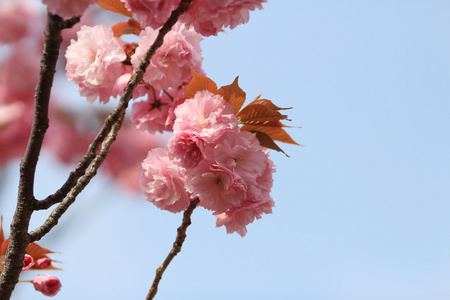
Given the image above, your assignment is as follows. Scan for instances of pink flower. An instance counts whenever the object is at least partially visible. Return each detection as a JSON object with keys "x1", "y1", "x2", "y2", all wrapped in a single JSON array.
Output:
[
  {"x1": 140, "y1": 148, "x2": 191, "y2": 213},
  {"x1": 65, "y1": 24, "x2": 126, "y2": 103},
  {"x1": 0, "y1": 0, "x2": 37, "y2": 43},
  {"x1": 185, "y1": 161, "x2": 246, "y2": 213},
  {"x1": 0, "y1": 43, "x2": 41, "y2": 103},
  {"x1": 0, "y1": 102, "x2": 33, "y2": 165},
  {"x1": 22, "y1": 255, "x2": 34, "y2": 271},
  {"x1": 43, "y1": 0, "x2": 97, "y2": 19},
  {"x1": 215, "y1": 196, "x2": 274, "y2": 237},
  {"x1": 131, "y1": 23, "x2": 203, "y2": 90},
  {"x1": 204, "y1": 129, "x2": 267, "y2": 182},
  {"x1": 173, "y1": 90, "x2": 237, "y2": 143},
  {"x1": 102, "y1": 123, "x2": 162, "y2": 191},
  {"x1": 130, "y1": 89, "x2": 173, "y2": 134},
  {"x1": 35, "y1": 258, "x2": 52, "y2": 269},
  {"x1": 181, "y1": 0, "x2": 266, "y2": 36},
  {"x1": 167, "y1": 131, "x2": 205, "y2": 168},
  {"x1": 122, "y1": 0, "x2": 180, "y2": 29},
  {"x1": 32, "y1": 274, "x2": 62, "y2": 297},
  {"x1": 164, "y1": 86, "x2": 187, "y2": 131}
]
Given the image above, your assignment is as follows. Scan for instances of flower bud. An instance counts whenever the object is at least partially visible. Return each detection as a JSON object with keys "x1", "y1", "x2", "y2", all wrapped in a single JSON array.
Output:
[
  {"x1": 22, "y1": 255, "x2": 34, "y2": 271},
  {"x1": 32, "y1": 274, "x2": 62, "y2": 297}
]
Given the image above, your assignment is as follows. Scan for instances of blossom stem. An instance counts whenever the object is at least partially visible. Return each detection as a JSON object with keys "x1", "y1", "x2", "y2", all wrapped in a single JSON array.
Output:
[{"x1": 146, "y1": 198, "x2": 200, "y2": 300}]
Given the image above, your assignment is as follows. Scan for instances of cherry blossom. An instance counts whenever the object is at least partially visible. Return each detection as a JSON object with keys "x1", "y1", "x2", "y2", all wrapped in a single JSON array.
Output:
[
  {"x1": 43, "y1": 0, "x2": 97, "y2": 20},
  {"x1": 215, "y1": 196, "x2": 274, "y2": 237},
  {"x1": 130, "y1": 88, "x2": 173, "y2": 134},
  {"x1": 65, "y1": 24, "x2": 127, "y2": 103},
  {"x1": 131, "y1": 23, "x2": 203, "y2": 91},
  {"x1": 167, "y1": 131, "x2": 205, "y2": 169},
  {"x1": 35, "y1": 258, "x2": 52, "y2": 269},
  {"x1": 181, "y1": 0, "x2": 266, "y2": 36},
  {"x1": 140, "y1": 148, "x2": 192, "y2": 213},
  {"x1": 172, "y1": 90, "x2": 237, "y2": 143},
  {"x1": 22, "y1": 255, "x2": 34, "y2": 271},
  {"x1": 122, "y1": 0, "x2": 181, "y2": 29},
  {"x1": 0, "y1": 0, "x2": 37, "y2": 44},
  {"x1": 32, "y1": 274, "x2": 62, "y2": 297},
  {"x1": 204, "y1": 129, "x2": 267, "y2": 182},
  {"x1": 185, "y1": 161, "x2": 246, "y2": 213}
]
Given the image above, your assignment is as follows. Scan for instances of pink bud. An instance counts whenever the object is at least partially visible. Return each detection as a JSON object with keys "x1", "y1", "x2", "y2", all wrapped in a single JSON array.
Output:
[
  {"x1": 22, "y1": 255, "x2": 34, "y2": 271},
  {"x1": 32, "y1": 274, "x2": 62, "y2": 297},
  {"x1": 35, "y1": 257, "x2": 52, "y2": 269}
]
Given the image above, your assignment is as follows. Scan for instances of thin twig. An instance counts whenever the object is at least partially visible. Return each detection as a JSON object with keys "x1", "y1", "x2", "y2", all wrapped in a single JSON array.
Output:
[
  {"x1": 0, "y1": 14, "x2": 80, "y2": 299},
  {"x1": 29, "y1": 115, "x2": 124, "y2": 242},
  {"x1": 146, "y1": 198, "x2": 200, "y2": 300}
]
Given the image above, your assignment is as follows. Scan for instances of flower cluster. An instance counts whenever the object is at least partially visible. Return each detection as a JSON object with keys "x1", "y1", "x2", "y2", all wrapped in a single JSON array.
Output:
[{"x1": 141, "y1": 90, "x2": 275, "y2": 236}]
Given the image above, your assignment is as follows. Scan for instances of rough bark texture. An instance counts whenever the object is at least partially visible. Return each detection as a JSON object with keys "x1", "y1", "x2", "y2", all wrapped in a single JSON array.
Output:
[{"x1": 0, "y1": 14, "x2": 79, "y2": 299}]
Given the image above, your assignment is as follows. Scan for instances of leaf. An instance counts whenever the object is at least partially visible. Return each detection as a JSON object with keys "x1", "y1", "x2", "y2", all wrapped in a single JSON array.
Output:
[
  {"x1": 185, "y1": 68, "x2": 218, "y2": 99},
  {"x1": 251, "y1": 131, "x2": 288, "y2": 156},
  {"x1": 217, "y1": 77, "x2": 246, "y2": 115},
  {"x1": 97, "y1": 0, "x2": 133, "y2": 17},
  {"x1": 0, "y1": 239, "x2": 8, "y2": 257},
  {"x1": 111, "y1": 20, "x2": 141, "y2": 37},
  {"x1": 0, "y1": 215, "x2": 4, "y2": 248},
  {"x1": 251, "y1": 98, "x2": 293, "y2": 111},
  {"x1": 241, "y1": 124, "x2": 299, "y2": 145},
  {"x1": 26, "y1": 243, "x2": 58, "y2": 260},
  {"x1": 237, "y1": 103, "x2": 290, "y2": 126}
]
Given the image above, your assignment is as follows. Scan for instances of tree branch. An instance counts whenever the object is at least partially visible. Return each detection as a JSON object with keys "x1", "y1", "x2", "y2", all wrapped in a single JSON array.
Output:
[
  {"x1": 34, "y1": 0, "x2": 194, "y2": 211},
  {"x1": 29, "y1": 115, "x2": 124, "y2": 242},
  {"x1": 146, "y1": 198, "x2": 200, "y2": 300},
  {"x1": 0, "y1": 14, "x2": 80, "y2": 299},
  {"x1": 31, "y1": 0, "x2": 194, "y2": 241}
]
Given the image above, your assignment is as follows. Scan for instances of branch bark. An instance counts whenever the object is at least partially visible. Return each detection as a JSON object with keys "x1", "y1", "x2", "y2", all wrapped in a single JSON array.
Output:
[
  {"x1": 146, "y1": 198, "x2": 200, "y2": 300},
  {"x1": 30, "y1": 0, "x2": 194, "y2": 243},
  {"x1": 0, "y1": 14, "x2": 80, "y2": 299}
]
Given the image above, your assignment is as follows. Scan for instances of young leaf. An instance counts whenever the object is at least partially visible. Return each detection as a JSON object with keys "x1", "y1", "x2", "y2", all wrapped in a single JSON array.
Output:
[
  {"x1": 217, "y1": 77, "x2": 246, "y2": 115},
  {"x1": 237, "y1": 103, "x2": 290, "y2": 126},
  {"x1": 252, "y1": 131, "x2": 288, "y2": 156},
  {"x1": 111, "y1": 21, "x2": 141, "y2": 37},
  {"x1": 0, "y1": 215, "x2": 3, "y2": 247},
  {"x1": 241, "y1": 124, "x2": 299, "y2": 145},
  {"x1": 251, "y1": 98, "x2": 293, "y2": 111},
  {"x1": 97, "y1": 0, "x2": 133, "y2": 17},
  {"x1": 185, "y1": 68, "x2": 218, "y2": 99},
  {"x1": 26, "y1": 243, "x2": 58, "y2": 260}
]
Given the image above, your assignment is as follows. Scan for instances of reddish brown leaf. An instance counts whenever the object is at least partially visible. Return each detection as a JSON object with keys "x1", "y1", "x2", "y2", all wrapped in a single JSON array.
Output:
[
  {"x1": 237, "y1": 103, "x2": 289, "y2": 126},
  {"x1": 185, "y1": 68, "x2": 218, "y2": 99},
  {"x1": 217, "y1": 76, "x2": 246, "y2": 115},
  {"x1": 0, "y1": 239, "x2": 8, "y2": 257},
  {"x1": 251, "y1": 131, "x2": 288, "y2": 155},
  {"x1": 0, "y1": 215, "x2": 4, "y2": 248},
  {"x1": 26, "y1": 243, "x2": 58, "y2": 260},
  {"x1": 251, "y1": 98, "x2": 293, "y2": 111},
  {"x1": 111, "y1": 20, "x2": 141, "y2": 37},
  {"x1": 241, "y1": 125, "x2": 299, "y2": 145},
  {"x1": 97, "y1": 0, "x2": 133, "y2": 17}
]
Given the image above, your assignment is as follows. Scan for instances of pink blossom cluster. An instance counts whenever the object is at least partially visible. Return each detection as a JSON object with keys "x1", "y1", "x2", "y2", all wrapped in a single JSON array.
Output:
[
  {"x1": 122, "y1": 0, "x2": 266, "y2": 36},
  {"x1": 141, "y1": 90, "x2": 275, "y2": 236},
  {"x1": 43, "y1": 0, "x2": 97, "y2": 20}
]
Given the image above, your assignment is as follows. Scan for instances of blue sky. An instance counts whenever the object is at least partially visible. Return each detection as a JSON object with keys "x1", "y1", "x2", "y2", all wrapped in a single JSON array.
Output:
[{"x1": 1, "y1": 1, "x2": 450, "y2": 299}]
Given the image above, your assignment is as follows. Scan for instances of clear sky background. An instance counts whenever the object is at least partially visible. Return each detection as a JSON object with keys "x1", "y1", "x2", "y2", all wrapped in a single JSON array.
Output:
[{"x1": 1, "y1": 1, "x2": 450, "y2": 299}]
